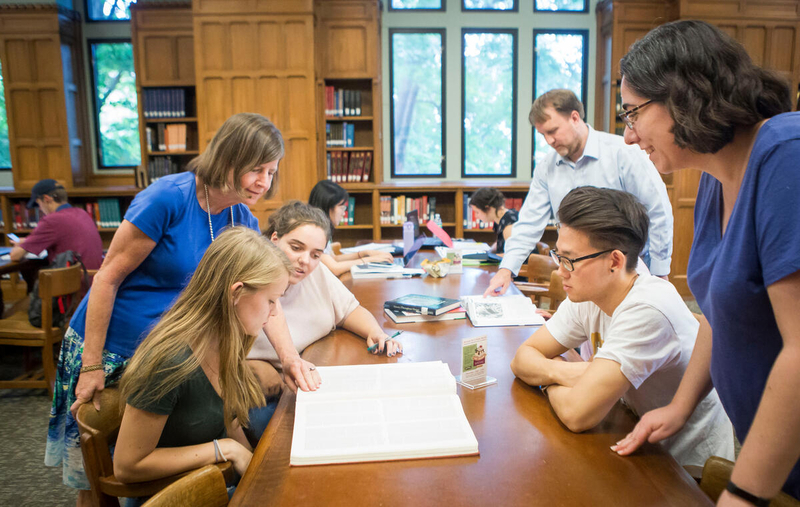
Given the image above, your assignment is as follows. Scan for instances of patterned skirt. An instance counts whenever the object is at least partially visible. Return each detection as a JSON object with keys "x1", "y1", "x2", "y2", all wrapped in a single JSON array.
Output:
[{"x1": 44, "y1": 327, "x2": 129, "y2": 489}]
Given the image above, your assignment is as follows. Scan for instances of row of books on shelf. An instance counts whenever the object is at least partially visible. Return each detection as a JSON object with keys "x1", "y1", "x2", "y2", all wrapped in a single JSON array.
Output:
[
  {"x1": 146, "y1": 123, "x2": 189, "y2": 153},
  {"x1": 326, "y1": 151, "x2": 373, "y2": 183},
  {"x1": 324, "y1": 86, "x2": 363, "y2": 117},
  {"x1": 336, "y1": 197, "x2": 357, "y2": 226},
  {"x1": 326, "y1": 123, "x2": 355, "y2": 147},
  {"x1": 380, "y1": 195, "x2": 437, "y2": 225},
  {"x1": 8, "y1": 205, "x2": 41, "y2": 230},
  {"x1": 142, "y1": 88, "x2": 189, "y2": 119},
  {"x1": 462, "y1": 194, "x2": 524, "y2": 230},
  {"x1": 147, "y1": 156, "x2": 182, "y2": 183},
  {"x1": 84, "y1": 198, "x2": 123, "y2": 228}
]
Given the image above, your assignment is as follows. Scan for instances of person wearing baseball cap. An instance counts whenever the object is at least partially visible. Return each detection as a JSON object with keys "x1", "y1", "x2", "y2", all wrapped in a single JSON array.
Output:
[{"x1": 9, "y1": 179, "x2": 103, "y2": 270}]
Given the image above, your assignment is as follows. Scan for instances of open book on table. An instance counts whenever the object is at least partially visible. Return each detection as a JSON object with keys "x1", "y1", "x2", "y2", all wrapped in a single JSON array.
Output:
[
  {"x1": 460, "y1": 294, "x2": 546, "y2": 327},
  {"x1": 290, "y1": 361, "x2": 479, "y2": 466}
]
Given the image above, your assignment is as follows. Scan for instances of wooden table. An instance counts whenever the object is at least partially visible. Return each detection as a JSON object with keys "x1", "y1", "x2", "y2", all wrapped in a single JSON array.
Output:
[{"x1": 231, "y1": 257, "x2": 712, "y2": 507}]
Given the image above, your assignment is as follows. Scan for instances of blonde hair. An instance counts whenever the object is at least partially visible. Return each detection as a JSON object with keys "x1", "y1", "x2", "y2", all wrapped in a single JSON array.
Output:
[
  {"x1": 121, "y1": 227, "x2": 292, "y2": 427},
  {"x1": 529, "y1": 89, "x2": 585, "y2": 125},
  {"x1": 188, "y1": 113, "x2": 284, "y2": 200}
]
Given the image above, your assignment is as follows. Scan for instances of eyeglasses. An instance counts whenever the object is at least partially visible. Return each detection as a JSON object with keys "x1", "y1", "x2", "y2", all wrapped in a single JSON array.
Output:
[
  {"x1": 549, "y1": 248, "x2": 622, "y2": 272},
  {"x1": 618, "y1": 99, "x2": 653, "y2": 130}
]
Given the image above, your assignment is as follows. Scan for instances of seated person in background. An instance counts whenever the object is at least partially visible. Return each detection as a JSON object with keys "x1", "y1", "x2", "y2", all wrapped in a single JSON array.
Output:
[
  {"x1": 308, "y1": 180, "x2": 393, "y2": 276},
  {"x1": 9, "y1": 179, "x2": 103, "y2": 269},
  {"x1": 510, "y1": 186, "x2": 733, "y2": 467},
  {"x1": 245, "y1": 201, "x2": 402, "y2": 444},
  {"x1": 468, "y1": 188, "x2": 519, "y2": 254},
  {"x1": 114, "y1": 227, "x2": 291, "y2": 483}
]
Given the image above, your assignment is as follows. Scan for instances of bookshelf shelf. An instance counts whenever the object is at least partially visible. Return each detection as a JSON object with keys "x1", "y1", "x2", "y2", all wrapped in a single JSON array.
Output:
[
  {"x1": 148, "y1": 150, "x2": 200, "y2": 156},
  {"x1": 325, "y1": 116, "x2": 374, "y2": 121},
  {"x1": 326, "y1": 147, "x2": 373, "y2": 152},
  {"x1": 337, "y1": 224, "x2": 374, "y2": 230},
  {"x1": 145, "y1": 117, "x2": 198, "y2": 123}
]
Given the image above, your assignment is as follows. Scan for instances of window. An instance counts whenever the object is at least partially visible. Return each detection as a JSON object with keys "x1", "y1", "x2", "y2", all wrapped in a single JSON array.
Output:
[
  {"x1": 532, "y1": 30, "x2": 588, "y2": 169},
  {"x1": 389, "y1": 0, "x2": 444, "y2": 11},
  {"x1": 462, "y1": 29, "x2": 517, "y2": 177},
  {"x1": 463, "y1": 0, "x2": 518, "y2": 11},
  {"x1": 0, "y1": 60, "x2": 10, "y2": 169},
  {"x1": 534, "y1": 0, "x2": 587, "y2": 12},
  {"x1": 90, "y1": 41, "x2": 141, "y2": 169},
  {"x1": 390, "y1": 30, "x2": 446, "y2": 178},
  {"x1": 86, "y1": 0, "x2": 137, "y2": 21}
]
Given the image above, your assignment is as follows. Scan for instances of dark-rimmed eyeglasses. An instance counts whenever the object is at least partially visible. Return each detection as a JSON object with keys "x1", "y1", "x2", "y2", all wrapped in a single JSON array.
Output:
[
  {"x1": 618, "y1": 100, "x2": 653, "y2": 130},
  {"x1": 549, "y1": 249, "x2": 622, "y2": 272}
]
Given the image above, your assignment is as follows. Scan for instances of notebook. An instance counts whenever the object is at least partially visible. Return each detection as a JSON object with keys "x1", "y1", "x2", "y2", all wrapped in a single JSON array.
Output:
[{"x1": 290, "y1": 361, "x2": 479, "y2": 466}]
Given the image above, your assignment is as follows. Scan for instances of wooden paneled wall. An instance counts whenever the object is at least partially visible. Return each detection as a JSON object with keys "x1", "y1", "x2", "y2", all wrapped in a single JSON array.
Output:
[
  {"x1": 192, "y1": 0, "x2": 317, "y2": 225},
  {"x1": 0, "y1": 6, "x2": 73, "y2": 190},
  {"x1": 131, "y1": 5, "x2": 195, "y2": 87}
]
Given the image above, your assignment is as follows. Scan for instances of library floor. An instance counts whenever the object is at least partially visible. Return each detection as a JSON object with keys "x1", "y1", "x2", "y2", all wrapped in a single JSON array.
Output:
[{"x1": 0, "y1": 297, "x2": 703, "y2": 507}]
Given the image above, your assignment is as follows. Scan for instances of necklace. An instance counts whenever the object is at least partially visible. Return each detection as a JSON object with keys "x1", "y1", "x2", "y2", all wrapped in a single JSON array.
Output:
[{"x1": 204, "y1": 184, "x2": 235, "y2": 242}]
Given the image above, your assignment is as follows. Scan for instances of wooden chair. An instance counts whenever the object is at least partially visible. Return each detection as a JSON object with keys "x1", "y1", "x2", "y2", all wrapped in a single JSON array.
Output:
[
  {"x1": 535, "y1": 241, "x2": 552, "y2": 257},
  {"x1": 76, "y1": 387, "x2": 234, "y2": 507},
  {"x1": 331, "y1": 241, "x2": 342, "y2": 256},
  {"x1": 0, "y1": 263, "x2": 83, "y2": 396},
  {"x1": 515, "y1": 270, "x2": 567, "y2": 312},
  {"x1": 142, "y1": 465, "x2": 229, "y2": 507},
  {"x1": 699, "y1": 456, "x2": 800, "y2": 506},
  {"x1": 518, "y1": 253, "x2": 558, "y2": 283}
]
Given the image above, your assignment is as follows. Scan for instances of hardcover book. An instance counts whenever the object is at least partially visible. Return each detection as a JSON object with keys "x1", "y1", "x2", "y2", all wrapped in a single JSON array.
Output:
[{"x1": 384, "y1": 294, "x2": 461, "y2": 316}]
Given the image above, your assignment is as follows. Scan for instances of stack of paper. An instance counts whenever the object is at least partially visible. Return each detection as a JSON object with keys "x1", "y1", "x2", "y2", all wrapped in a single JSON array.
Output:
[{"x1": 350, "y1": 262, "x2": 424, "y2": 279}]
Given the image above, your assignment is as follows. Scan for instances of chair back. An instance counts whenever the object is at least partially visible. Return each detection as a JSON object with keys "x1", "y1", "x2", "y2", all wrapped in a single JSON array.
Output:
[
  {"x1": 699, "y1": 456, "x2": 800, "y2": 506},
  {"x1": 522, "y1": 253, "x2": 558, "y2": 283},
  {"x1": 535, "y1": 241, "x2": 552, "y2": 257},
  {"x1": 142, "y1": 465, "x2": 228, "y2": 507},
  {"x1": 331, "y1": 241, "x2": 342, "y2": 255},
  {"x1": 38, "y1": 263, "x2": 84, "y2": 332},
  {"x1": 546, "y1": 271, "x2": 566, "y2": 311},
  {"x1": 76, "y1": 387, "x2": 124, "y2": 507}
]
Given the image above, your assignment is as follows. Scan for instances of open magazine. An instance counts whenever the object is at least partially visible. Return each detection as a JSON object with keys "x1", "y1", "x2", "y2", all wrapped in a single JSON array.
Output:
[
  {"x1": 460, "y1": 295, "x2": 545, "y2": 327},
  {"x1": 290, "y1": 361, "x2": 479, "y2": 466}
]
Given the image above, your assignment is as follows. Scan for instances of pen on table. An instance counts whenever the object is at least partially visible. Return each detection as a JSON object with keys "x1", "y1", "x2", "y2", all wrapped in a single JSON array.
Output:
[{"x1": 367, "y1": 330, "x2": 403, "y2": 353}]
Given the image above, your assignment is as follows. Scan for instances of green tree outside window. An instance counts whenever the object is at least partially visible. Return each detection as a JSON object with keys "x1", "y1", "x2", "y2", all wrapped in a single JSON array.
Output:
[
  {"x1": 91, "y1": 42, "x2": 141, "y2": 168},
  {"x1": 535, "y1": 0, "x2": 586, "y2": 11},
  {"x1": 391, "y1": 0, "x2": 442, "y2": 9},
  {"x1": 0, "y1": 60, "x2": 10, "y2": 169},
  {"x1": 88, "y1": 0, "x2": 137, "y2": 21}
]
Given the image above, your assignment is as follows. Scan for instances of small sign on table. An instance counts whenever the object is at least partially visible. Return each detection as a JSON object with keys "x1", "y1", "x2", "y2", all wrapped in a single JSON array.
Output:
[{"x1": 456, "y1": 335, "x2": 497, "y2": 390}]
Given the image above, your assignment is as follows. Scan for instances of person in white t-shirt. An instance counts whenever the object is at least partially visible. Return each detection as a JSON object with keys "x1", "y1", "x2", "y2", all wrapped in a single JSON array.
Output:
[
  {"x1": 244, "y1": 201, "x2": 402, "y2": 445},
  {"x1": 510, "y1": 186, "x2": 733, "y2": 467}
]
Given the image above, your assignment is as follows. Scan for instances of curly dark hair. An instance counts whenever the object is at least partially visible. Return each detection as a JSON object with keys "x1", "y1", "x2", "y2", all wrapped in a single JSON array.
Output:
[
  {"x1": 469, "y1": 187, "x2": 505, "y2": 212},
  {"x1": 620, "y1": 20, "x2": 791, "y2": 154}
]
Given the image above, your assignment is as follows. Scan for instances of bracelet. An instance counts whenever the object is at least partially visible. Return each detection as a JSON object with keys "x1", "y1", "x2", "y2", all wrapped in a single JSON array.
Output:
[
  {"x1": 540, "y1": 384, "x2": 550, "y2": 396},
  {"x1": 80, "y1": 364, "x2": 103, "y2": 373},
  {"x1": 358, "y1": 251, "x2": 364, "y2": 259},
  {"x1": 213, "y1": 439, "x2": 228, "y2": 463},
  {"x1": 726, "y1": 481, "x2": 771, "y2": 507}
]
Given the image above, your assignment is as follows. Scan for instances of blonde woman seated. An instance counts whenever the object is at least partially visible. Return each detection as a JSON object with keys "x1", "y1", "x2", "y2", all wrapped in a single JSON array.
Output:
[
  {"x1": 114, "y1": 227, "x2": 291, "y2": 486},
  {"x1": 245, "y1": 201, "x2": 402, "y2": 443}
]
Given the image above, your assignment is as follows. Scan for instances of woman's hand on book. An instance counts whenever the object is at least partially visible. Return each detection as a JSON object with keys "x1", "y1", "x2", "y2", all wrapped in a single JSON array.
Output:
[
  {"x1": 364, "y1": 250, "x2": 394, "y2": 264},
  {"x1": 282, "y1": 356, "x2": 322, "y2": 393}
]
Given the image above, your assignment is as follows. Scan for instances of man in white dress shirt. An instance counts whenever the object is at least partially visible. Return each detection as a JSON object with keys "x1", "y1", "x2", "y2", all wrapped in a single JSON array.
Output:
[{"x1": 484, "y1": 89, "x2": 673, "y2": 296}]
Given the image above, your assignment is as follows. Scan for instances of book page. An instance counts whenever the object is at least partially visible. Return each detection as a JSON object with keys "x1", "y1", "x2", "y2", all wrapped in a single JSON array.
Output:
[
  {"x1": 295, "y1": 362, "x2": 456, "y2": 403},
  {"x1": 461, "y1": 295, "x2": 545, "y2": 327},
  {"x1": 291, "y1": 393, "x2": 478, "y2": 465}
]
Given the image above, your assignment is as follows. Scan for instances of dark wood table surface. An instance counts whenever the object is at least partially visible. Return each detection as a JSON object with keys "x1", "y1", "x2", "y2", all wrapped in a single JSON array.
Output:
[{"x1": 231, "y1": 255, "x2": 712, "y2": 507}]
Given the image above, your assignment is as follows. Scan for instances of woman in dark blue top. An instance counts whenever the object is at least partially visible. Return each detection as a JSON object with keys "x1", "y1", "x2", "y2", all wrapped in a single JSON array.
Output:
[
  {"x1": 469, "y1": 188, "x2": 519, "y2": 254},
  {"x1": 611, "y1": 20, "x2": 800, "y2": 504}
]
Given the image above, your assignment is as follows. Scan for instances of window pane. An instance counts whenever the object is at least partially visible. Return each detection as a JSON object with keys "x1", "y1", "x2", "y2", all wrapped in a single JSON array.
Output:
[
  {"x1": 0, "y1": 60, "x2": 10, "y2": 169},
  {"x1": 463, "y1": 0, "x2": 516, "y2": 10},
  {"x1": 391, "y1": 32, "x2": 444, "y2": 177},
  {"x1": 390, "y1": 0, "x2": 442, "y2": 9},
  {"x1": 534, "y1": 0, "x2": 586, "y2": 11},
  {"x1": 463, "y1": 31, "x2": 516, "y2": 176},
  {"x1": 91, "y1": 42, "x2": 141, "y2": 168},
  {"x1": 88, "y1": 0, "x2": 137, "y2": 21},
  {"x1": 533, "y1": 31, "x2": 586, "y2": 169}
]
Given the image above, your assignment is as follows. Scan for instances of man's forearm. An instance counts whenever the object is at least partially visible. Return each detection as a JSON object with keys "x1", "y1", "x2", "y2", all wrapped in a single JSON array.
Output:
[{"x1": 511, "y1": 347, "x2": 584, "y2": 387}]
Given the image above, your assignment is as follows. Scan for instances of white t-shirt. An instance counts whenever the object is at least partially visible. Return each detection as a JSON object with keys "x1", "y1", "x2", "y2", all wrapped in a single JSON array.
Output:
[
  {"x1": 248, "y1": 263, "x2": 360, "y2": 367},
  {"x1": 545, "y1": 275, "x2": 734, "y2": 467}
]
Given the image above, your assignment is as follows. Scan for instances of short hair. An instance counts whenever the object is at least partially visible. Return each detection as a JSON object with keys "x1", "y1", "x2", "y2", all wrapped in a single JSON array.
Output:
[
  {"x1": 620, "y1": 20, "x2": 791, "y2": 154},
  {"x1": 47, "y1": 188, "x2": 68, "y2": 204},
  {"x1": 308, "y1": 180, "x2": 349, "y2": 234},
  {"x1": 469, "y1": 188, "x2": 505, "y2": 212},
  {"x1": 189, "y1": 113, "x2": 284, "y2": 199},
  {"x1": 557, "y1": 187, "x2": 649, "y2": 272},
  {"x1": 529, "y1": 89, "x2": 585, "y2": 125},
  {"x1": 264, "y1": 200, "x2": 332, "y2": 244}
]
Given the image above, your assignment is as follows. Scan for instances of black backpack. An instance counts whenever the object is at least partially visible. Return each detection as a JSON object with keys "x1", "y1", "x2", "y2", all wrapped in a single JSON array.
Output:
[{"x1": 28, "y1": 250, "x2": 87, "y2": 328}]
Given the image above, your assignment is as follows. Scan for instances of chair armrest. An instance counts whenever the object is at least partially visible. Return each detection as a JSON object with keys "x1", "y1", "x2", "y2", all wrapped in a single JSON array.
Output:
[{"x1": 99, "y1": 461, "x2": 234, "y2": 498}]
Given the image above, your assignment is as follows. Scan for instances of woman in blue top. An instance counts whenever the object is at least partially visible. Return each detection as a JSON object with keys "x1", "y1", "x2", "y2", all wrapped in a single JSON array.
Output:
[
  {"x1": 45, "y1": 113, "x2": 318, "y2": 504},
  {"x1": 610, "y1": 21, "x2": 800, "y2": 504}
]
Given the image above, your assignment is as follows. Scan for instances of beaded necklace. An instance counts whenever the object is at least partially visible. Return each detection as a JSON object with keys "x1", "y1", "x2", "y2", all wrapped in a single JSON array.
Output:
[{"x1": 204, "y1": 184, "x2": 234, "y2": 241}]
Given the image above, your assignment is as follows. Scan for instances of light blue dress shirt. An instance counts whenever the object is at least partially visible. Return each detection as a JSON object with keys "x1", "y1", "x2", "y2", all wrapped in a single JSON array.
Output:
[{"x1": 500, "y1": 125, "x2": 673, "y2": 276}]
